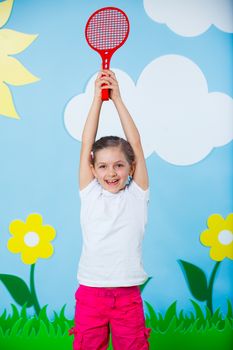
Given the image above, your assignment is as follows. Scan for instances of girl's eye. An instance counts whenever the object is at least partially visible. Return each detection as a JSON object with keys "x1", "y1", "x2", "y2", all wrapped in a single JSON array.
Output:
[
  {"x1": 117, "y1": 164, "x2": 124, "y2": 167},
  {"x1": 99, "y1": 165, "x2": 106, "y2": 168}
]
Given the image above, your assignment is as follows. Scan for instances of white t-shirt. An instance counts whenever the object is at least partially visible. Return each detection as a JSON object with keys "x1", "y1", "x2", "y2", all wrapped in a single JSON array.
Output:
[{"x1": 77, "y1": 178, "x2": 149, "y2": 287}]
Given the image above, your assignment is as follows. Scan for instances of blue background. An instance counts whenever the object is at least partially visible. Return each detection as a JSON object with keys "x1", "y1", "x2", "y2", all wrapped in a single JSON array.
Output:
[{"x1": 0, "y1": 0, "x2": 232, "y2": 318}]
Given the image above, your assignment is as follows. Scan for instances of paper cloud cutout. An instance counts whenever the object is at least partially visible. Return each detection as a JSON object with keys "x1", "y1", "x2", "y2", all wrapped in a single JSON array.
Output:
[
  {"x1": 64, "y1": 55, "x2": 233, "y2": 166},
  {"x1": 143, "y1": 0, "x2": 233, "y2": 36}
]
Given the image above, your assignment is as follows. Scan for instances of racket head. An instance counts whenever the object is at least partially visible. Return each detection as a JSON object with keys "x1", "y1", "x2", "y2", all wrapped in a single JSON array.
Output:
[
  {"x1": 85, "y1": 7, "x2": 129, "y2": 101},
  {"x1": 85, "y1": 7, "x2": 130, "y2": 55}
]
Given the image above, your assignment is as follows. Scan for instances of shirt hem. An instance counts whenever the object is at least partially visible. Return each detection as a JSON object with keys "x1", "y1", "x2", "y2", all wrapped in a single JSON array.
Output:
[{"x1": 77, "y1": 276, "x2": 149, "y2": 287}]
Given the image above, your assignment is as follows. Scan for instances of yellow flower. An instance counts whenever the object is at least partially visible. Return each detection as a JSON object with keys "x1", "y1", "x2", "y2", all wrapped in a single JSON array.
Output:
[
  {"x1": 8, "y1": 213, "x2": 56, "y2": 265},
  {"x1": 200, "y1": 213, "x2": 233, "y2": 261},
  {"x1": 0, "y1": 0, "x2": 39, "y2": 119}
]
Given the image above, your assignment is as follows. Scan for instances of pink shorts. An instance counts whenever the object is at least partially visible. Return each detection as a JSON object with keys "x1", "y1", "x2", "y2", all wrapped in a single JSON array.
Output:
[{"x1": 69, "y1": 284, "x2": 151, "y2": 350}]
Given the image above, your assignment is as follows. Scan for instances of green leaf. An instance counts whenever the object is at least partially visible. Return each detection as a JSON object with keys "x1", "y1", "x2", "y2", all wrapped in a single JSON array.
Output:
[
  {"x1": 164, "y1": 301, "x2": 177, "y2": 325},
  {"x1": 204, "y1": 304, "x2": 212, "y2": 321},
  {"x1": 178, "y1": 260, "x2": 208, "y2": 301},
  {"x1": 216, "y1": 319, "x2": 225, "y2": 331},
  {"x1": 48, "y1": 321, "x2": 56, "y2": 337},
  {"x1": 10, "y1": 303, "x2": 20, "y2": 322},
  {"x1": 163, "y1": 316, "x2": 176, "y2": 333},
  {"x1": 20, "y1": 303, "x2": 28, "y2": 319},
  {"x1": 0, "y1": 309, "x2": 7, "y2": 322},
  {"x1": 0, "y1": 326, "x2": 4, "y2": 337},
  {"x1": 0, "y1": 274, "x2": 33, "y2": 307},
  {"x1": 190, "y1": 299, "x2": 205, "y2": 319},
  {"x1": 59, "y1": 304, "x2": 67, "y2": 321},
  {"x1": 159, "y1": 301, "x2": 178, "y2": 332},
  {"x1": 56, "y1": 324, "x2": 63, "y2": 337},
  {"x1": 37, "y1": 319, "x2": 49, "y2": 337},
  {"x1": 21, "y1": 318, "x2": 36, "y2": 337},
  {"x1": 10, "y1": 318, "x2": 23, "y2": 336},
  {"x1": 38, "y1": 305, "x2": 49, "y2": 321},
  {"x1": 226, "y1": 298, "x2": 233, "y2": 319},
  {"x1": 178, "y1": 309, "x2": 184, "y2": 322},
  {"x1": 144, "y1": 300, "x2": 158, "y2": 330},
  {"x1": 212, "y1": 306, "x2": 221, "y2": 325},
  {"x1": 139, "y1": 276, "x2": 152, "y2": 293}
]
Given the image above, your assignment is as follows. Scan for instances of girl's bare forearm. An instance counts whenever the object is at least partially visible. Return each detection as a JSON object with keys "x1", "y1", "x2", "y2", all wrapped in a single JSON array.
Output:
[
  {"x1": 81, "y1": 97, "x2": 103, "y2": 144},
  {"x1": 113, "y1": 97, "x2": 140, "y2": 144}
]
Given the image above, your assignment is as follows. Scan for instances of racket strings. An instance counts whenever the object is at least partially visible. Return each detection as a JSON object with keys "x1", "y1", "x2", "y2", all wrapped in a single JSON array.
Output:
[{"x1": 86, "y1": 9, "x2": 128, "y2": 50}]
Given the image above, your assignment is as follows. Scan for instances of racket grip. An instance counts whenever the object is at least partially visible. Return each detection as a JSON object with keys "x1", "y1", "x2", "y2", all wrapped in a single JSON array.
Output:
[{"x1": 102, "y1": 87, "x2": 109, "y2": 101}]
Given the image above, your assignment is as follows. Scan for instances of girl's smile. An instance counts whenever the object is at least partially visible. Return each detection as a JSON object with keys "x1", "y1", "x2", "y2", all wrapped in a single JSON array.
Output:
[{"x1": 91, "y1": 147, "x2": 134, "y2": 193}]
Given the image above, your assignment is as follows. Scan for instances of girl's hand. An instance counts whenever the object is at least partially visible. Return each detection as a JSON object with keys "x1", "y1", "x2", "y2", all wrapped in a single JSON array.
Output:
[
  {"x1": 94, "y1": 71, "x2": 105, "y2": 102},
  {"x1": 99, "y1": 69, "x2": 122, "y2": 103}
]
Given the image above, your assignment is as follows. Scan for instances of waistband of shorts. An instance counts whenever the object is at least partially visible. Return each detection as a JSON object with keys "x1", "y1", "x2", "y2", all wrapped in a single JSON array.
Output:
[{"x1": 77, "y1": 284, "x2": 140, "y2": 297}]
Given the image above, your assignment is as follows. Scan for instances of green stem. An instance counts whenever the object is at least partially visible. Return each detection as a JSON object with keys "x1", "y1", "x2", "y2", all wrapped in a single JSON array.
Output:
[
  {"x1": 207, "y1": 261, "x2": 221, "y2": 315},
  {"x1": 30, "y1": 263, "x2": 41, "y2": 316}
]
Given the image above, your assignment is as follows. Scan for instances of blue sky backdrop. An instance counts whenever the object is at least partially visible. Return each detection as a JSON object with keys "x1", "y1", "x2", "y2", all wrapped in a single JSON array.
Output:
[{"x1": 0, "y1": 0, "x2": 232, "y2": 318}]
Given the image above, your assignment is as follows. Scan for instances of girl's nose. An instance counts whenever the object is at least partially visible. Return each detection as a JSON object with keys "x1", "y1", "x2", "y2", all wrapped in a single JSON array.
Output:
[{"x1": 108, "y1": 167, "x2": 117, "y2": 176}]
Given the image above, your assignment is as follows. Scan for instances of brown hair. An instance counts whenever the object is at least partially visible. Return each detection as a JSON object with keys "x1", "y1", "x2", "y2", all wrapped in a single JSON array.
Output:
[{"x1": 90, "y1": 136, "x2": 135, "y2": 166}]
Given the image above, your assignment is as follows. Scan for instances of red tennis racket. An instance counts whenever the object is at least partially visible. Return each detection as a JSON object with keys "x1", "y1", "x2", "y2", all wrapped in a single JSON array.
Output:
[{"x1": 85, "y1": 7, "x2": 130, "y2": 101}]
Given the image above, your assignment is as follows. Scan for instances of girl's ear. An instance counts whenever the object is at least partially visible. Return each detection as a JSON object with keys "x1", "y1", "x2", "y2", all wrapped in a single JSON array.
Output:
[
  {"x1": 129, "y1": 161, "x2": 136, "y2": 177},
  {"x1": 90, "y1": 163, "x2": 96, "y2": 176}
]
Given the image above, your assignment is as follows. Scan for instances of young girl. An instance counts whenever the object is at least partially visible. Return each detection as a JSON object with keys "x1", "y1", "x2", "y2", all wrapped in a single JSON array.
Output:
[{"x1": 69, "y1": 69, "x2": 151, "y2": 349}]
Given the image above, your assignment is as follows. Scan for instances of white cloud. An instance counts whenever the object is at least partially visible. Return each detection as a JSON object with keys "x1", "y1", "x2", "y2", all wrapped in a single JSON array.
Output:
[
  {"x1": 64, "y1": 55, "x2": 233, "y2": 166},
  {"x1": 143, "y1": 0, "x2": 233, "y2": 36}
]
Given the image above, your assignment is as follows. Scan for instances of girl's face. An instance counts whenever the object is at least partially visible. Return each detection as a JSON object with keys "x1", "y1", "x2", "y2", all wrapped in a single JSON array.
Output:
[{"x1": 91, "y1": 147, "x2": 134, "y2": 193}]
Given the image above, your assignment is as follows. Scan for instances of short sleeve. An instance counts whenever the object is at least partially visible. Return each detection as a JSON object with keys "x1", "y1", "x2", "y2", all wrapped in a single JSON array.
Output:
[
  {"x1": 79, "y1": 178, "x2": 99, "y2": 200},
  {"x1": 128, "y1": 180, "x2": 149, "y2": 226},
  {"x1": 129, "y1": 180, "x2": 149, "y2": 203}
]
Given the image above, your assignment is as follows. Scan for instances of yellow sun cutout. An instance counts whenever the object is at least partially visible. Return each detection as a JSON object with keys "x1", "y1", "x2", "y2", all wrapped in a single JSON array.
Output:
[{"x1": 0, "y1": 0, "x2": 39, "y2": 119}]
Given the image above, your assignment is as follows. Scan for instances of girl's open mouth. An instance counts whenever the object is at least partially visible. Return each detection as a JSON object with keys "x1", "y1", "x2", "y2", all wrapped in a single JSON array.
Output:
[{"x1": 105, "y1": 179, "x2": 119, "y2": 186}]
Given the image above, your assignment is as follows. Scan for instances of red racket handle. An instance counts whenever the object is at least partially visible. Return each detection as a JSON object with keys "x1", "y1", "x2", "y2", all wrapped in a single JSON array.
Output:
[
  {"x1": 102, "y1": 87, "x2": 109, "y2": 101},
  {"x1": 101, "y1": 57, "x2": 110, "y2": 101}
]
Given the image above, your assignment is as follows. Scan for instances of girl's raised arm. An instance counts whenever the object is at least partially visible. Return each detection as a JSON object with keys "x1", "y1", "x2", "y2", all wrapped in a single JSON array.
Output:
[
  {"x1": 79, "y1": 73, "x2": 104, "y2": 190},
  {"x1": 101, "y1": 69, "x2": 149, "y2": 190}
]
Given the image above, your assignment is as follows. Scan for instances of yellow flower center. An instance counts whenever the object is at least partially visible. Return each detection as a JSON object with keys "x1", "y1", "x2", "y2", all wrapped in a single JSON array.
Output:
[
  {"x1": 24, "y1": 231, "x2": 40, "y2": 247},
  {"x1": 218, "y1": 230, "x2": 233, "y2": 245}
]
